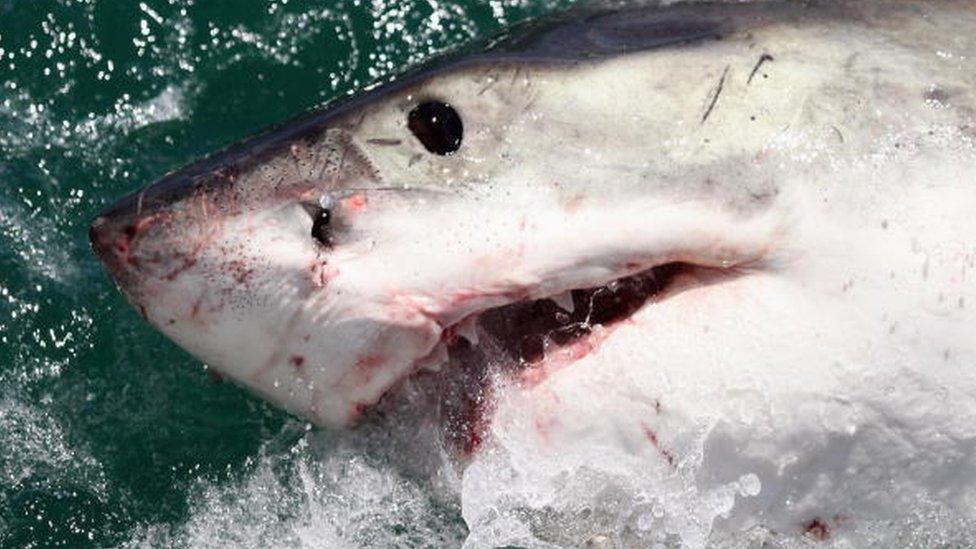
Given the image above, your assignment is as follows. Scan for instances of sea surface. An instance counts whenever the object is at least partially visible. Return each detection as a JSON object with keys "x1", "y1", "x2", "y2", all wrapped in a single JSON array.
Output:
[{"x1": 0, "y1": 1, "x2": 574, "y2": 546}]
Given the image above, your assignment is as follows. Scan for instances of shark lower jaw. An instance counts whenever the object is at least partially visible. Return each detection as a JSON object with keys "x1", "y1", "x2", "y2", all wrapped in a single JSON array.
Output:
[{"x1": 388, "y1": 261, "x2": 736, "y2": 455}]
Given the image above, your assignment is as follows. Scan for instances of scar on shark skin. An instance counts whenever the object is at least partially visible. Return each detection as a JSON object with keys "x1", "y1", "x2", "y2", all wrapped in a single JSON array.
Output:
[
  {"x1": 748, "y1": 53, "x2": 774, "y2": 84},
  {"x1": 701, "y1": 65, "x2": 730, "y2": 124},
  {"x1": 365, "y1": 138, "x2": 402, "y2": 146}
]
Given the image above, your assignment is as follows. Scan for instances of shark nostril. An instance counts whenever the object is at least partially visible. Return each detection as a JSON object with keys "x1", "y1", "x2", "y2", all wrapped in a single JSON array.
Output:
[
  {"x1": 89, "y1": 216, "x2": 115, "y2": 255},
  {"x1": 89, "y1": 217, "x2": 105, "y2": 243}
]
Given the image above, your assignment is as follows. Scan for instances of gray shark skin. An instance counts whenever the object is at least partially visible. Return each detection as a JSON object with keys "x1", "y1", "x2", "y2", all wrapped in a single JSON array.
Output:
[{"x1": 91, "y1": 1, "x2": 976, "y2": 543}]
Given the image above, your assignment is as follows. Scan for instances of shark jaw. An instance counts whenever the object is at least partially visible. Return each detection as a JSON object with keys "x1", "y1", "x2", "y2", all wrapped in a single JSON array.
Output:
[{"x1": 423, "y1": 261, "x2": 736, "y2": 455}]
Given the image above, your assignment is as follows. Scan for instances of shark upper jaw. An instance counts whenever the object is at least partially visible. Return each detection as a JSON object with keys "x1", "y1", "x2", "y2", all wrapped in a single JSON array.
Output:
[{"x1": 424, "y1": 261, "x2": 703, "y2": 374}]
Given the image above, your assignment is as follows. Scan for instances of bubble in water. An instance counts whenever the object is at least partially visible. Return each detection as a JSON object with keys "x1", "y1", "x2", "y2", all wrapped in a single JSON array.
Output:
[{"x1": 737, "y1": 474, "x2": 761, "y2": 498}]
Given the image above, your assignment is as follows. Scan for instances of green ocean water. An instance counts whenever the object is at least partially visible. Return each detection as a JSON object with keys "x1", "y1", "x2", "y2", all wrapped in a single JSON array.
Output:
[{"x1": 0, "y1": 1, "x2": 574, "y2": 546}]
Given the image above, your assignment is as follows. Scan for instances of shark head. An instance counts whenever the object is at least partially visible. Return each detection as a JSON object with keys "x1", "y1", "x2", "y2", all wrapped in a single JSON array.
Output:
[{"x1": 90, "y1": 4, "x2": 788, "y2": 428}]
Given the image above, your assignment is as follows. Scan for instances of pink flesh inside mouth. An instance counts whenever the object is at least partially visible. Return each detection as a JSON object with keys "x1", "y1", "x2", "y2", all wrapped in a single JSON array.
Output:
[{"x1": 386, "y1": 262, "x2": 718, "y2": 456}]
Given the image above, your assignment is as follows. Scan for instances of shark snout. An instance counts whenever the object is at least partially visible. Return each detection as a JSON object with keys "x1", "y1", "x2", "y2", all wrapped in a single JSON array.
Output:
[
  {"x1": 89, "y1": 205, "x2": 139, "y2": 278},
  {"x1": 89, "y1": 180, "x2": 207, "y2": 286}
]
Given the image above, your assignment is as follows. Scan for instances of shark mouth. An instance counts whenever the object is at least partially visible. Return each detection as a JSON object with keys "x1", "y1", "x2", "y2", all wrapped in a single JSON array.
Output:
[{"x1": 397, "y1": 262, "x2": 704, "y2": 455}]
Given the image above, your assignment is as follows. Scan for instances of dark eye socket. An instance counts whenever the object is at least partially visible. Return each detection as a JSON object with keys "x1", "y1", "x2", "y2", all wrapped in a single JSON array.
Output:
[
  {"x1": 309, "y1": 206, "x2": 332, "y2": 247},
  {"x1": 408, "y1": 101, "x2": 463, "y2": 155}
]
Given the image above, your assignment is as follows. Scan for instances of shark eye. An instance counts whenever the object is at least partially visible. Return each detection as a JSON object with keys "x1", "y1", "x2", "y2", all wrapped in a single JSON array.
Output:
[
  {"x1": 408, "y1": 101, "x2": 462, "y2": 155},
  {"x1": 303, "y1": 198, "x2": 334, "y2": 247},
  {"x1": 311, "y1": 207, "x2": 331, "y2": 245}
]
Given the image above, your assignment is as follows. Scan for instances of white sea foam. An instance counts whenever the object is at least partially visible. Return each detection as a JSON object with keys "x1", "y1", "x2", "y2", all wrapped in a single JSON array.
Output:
[
  {"x1": 0, "y1": 393, "x2": 108, "y2": 501},
  {"x1": 125, "y1": 419, "x2": 467, "y2": 548}
]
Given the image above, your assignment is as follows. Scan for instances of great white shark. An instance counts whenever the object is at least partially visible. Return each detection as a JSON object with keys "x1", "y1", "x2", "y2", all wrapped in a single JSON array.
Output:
[{"x1": 91, "y1": 0, "x2": 976, "y2": 543}]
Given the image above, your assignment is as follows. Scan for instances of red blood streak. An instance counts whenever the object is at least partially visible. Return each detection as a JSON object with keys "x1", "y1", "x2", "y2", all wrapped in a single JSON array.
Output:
[
  {"x1": 163, "y1": 257, "x2": 198, "y2": 281},
  {"x1": 458, "y1": 389, "x2": 492, "y2": 456},
  {"x1": 448, "y1": 289, "x2": 526, "y2": 309},
  {"x1": 356, "y1": 354, "x2": 385, "y2": 370},
  {"x1": 441, "y1": 324, "x2": 460, "y2": 345},
  {"x1": 803, "y1": 518, "x2": 830, "y2": 541},
  {"x1": 347, "y1": 402, "x2": 369, "y2": 423},
  {"x1": 355, "y1": 355, "x2": 386, "y2": 384},
  {"x1": 641, "y1": 422, "x2": 677, "y2": 467},
  {"x1": 342, "y1": 193, "x2": 367, "y2": 212},
  {"x1": 518, "y1": 325, "x2": 617, "y2": 389}
]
